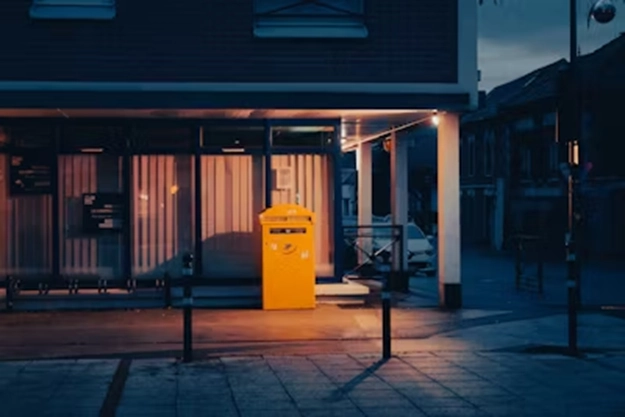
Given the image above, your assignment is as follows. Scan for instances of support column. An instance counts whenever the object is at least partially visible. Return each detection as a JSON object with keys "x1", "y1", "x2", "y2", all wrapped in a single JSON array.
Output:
[
  {"x1": 390, "y1": 131, "x2": 409, "y2": 290},
  {"x1": 264, "y1": 120, "x2": 272, "y2": 208},
  {"x1": 332, "y1": 123, "x2": 344, "y2": 281},
  {"x1": 356, "y1": 141, "x2": 372, "y2": 265},
  {"x1": 437, "y1": 113, "x2": 462, "y2": 309}
]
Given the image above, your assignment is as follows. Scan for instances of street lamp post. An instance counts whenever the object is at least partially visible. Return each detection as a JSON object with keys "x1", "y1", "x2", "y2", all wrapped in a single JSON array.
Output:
[
  {"x1": 566, "y1": 0, "x2": 619, "y2": 355},
  {"x1": 566, "y1": 0, "x2": 580, "y2": 356},
  {"x1": 482, "y1": 0, "x2": 620, "y2": 356}
]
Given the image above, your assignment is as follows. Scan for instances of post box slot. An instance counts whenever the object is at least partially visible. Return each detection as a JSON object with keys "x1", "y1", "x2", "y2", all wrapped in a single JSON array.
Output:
[
  {"x1": 261, "y1": 215, "x2": 313, "y2": 223},
  {"x1": 269, "y1": 227, "x2": 307, "y2": 234}
]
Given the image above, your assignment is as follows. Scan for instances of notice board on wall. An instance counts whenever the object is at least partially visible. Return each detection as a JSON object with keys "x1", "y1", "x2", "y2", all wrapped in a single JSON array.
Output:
[
  {"x1": 82, "y1": 193, "x2": 124, "y2": 234},
  {"x1": 9, "y1": 152, "x2": 53, "y2": 195}
]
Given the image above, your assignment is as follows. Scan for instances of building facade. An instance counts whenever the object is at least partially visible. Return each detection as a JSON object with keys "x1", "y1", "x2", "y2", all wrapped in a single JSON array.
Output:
[
  {"x1": 0, "y1": 0, "x2": 477, "y2": 307},
  {"x1": 460, "y1": 35, "x2": 625, "y2": 259}
]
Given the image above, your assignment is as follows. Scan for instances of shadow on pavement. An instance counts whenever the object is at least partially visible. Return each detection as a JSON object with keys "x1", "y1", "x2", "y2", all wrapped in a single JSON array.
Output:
[{"x1": 329, "y1": 358, "x2": 389, "y2": 401}]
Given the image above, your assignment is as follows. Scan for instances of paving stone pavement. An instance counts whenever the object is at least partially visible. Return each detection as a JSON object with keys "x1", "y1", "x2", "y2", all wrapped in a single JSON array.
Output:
[
  {"x1": 1, "y1": 352, "x2": 625, "y2": 417},
  {"x1": 0, "y1": 359, "x2": 117, "y2": 417}
]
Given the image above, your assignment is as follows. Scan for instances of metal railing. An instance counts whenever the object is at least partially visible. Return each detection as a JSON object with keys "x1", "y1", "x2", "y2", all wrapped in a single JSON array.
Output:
[
  {"x1": 2, "y1": 273, "x2": 175, "y2": 311},
  {"x1": 343, "y1": 224, "x2": 406, "y2": 358},
  {"x1": 342, "y1": 224, "x2": 407, "y2": 292}
]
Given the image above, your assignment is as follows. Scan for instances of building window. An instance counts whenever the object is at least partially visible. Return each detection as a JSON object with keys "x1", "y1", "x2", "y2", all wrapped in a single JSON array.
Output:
[
  {"x1": 202, "y1": 126, "x2": 264, "y2": 152},
  {"x1": 459, "y1": 137, "x2": 465, "y2": 177},
  {"x1": 131, "y1": 126, "x2": 195, "y2": 154},
  {"x1": 468, "y1": 135, "x2": 476, "y2": 177},
  {"x1": 522, "y1": 148, "x2": 532, "y2": 178},
  {"x1": 60, "y1": 126, "x2": 124, "y2": 154},
  {"x1": 550, "y1": 141, "x2": 560, "y2": 172},
  {"x1": 30, "y1": 0, "x2": 116, "y2": 20},
  {"x1": 272, "y1": 126, "x2": 334, "y2": 150},
  {"x1": 253, "y1": 0, "x2": 368, "y2": 39},
  {"x1": 342, "y1": 198, "x2": 351, "y2": 217},
  {"x1": 484, "y1": 131, "x2": 494, "y2": 177}
]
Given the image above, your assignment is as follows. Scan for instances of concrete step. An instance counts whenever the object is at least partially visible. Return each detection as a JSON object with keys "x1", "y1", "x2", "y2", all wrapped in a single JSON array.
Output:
[{"x1": 1, "y1": 280, "x2": 371, "y2": 311}]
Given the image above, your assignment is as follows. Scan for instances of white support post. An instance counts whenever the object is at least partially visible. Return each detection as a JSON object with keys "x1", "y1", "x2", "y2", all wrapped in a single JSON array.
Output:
[
  {"x1": 357, "y1": 141, "x2": 373, "y2": 265},
  {"x1": 437, "y1": 113, "x2": 462, "y2": 309},
  {"x1": 390, "y1": 131, "x2": 409, "y2": 287}
]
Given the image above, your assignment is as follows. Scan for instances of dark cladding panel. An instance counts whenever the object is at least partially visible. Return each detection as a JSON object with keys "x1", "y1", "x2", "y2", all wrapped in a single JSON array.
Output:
[{"x1": 0, "y1": 0, "x2": 458, "y2": 84}]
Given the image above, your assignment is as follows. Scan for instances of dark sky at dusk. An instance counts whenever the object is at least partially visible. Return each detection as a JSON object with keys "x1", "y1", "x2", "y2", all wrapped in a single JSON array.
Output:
[{"x1": 478, "y1": 0, "x2": 625, "y2": 91}]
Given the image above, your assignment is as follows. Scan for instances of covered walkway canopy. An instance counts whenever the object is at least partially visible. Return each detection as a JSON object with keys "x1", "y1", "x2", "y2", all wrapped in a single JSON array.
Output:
[{"x1": 0, "y1": 106, "x2": 462, "y2": 308}]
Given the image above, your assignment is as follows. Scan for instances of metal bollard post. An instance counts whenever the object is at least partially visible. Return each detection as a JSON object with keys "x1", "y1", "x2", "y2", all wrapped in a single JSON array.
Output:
[
  {"x1": 5, "y1": 276, "x2": 13, "y2": 311},
  {"x1": 182, "y1": 253, "x2": 194, "y2": 363},
  {"x1": 382, "y1": 270, "x2": 391, "y2": 360},
  {"x1": 381, "y1": 228, "x2": 393, "y2": 360},
  {"x1": 164, "y1": 273, "x2": 172, "y2": 309}
]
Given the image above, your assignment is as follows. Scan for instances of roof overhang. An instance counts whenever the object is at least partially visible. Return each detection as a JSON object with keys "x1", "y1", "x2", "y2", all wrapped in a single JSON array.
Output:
[
  {"x1": 0, "y1": 107, "x2": 437, "y2": 154},
  {"x1": 0, "y1": 81, "x2": 471, "y2": 112}
]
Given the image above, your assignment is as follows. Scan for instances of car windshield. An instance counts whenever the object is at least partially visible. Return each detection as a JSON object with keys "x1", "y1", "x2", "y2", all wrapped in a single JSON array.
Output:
[
  {"x1": 370, "y1": 224, "x2": 426, "y2": 239},
  {"x1": 407, "y1": 225, "x2": 426, "y2": 239}
]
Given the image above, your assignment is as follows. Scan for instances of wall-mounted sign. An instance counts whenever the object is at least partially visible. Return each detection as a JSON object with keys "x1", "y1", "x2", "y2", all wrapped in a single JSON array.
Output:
[
  {"x1": 273, "y1": 167, "x2": 293, "y2": 191},
  {"x1": 82, "y1": 193, "x2": 124, "y2": 234},
  {"x1": 9, "y1": 152, "x2": 53, "y2": 195}
]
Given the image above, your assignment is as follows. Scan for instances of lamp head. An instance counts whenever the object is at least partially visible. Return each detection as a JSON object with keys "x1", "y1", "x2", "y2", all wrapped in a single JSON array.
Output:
[
  {"x1": 431, "y1": 111, "x2": 440, "y2": 127},
  {"x1": 589, "y1": 0, "x2": 617, "y2": 26}
]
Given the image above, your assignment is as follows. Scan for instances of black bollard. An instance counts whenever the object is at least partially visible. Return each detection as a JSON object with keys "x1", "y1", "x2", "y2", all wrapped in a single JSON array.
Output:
[
  {"x1": 382, "y1": 271, "x2": 391, "y2": 360},
  {"x1": 381, "y1": 244, "x2": 392, "y2": 360},
  {"x1": 182, "y1": 253, "x2": 194, "y2": 363},
  {"x1": 5, "y1": 276, "x2": 13, "y2": 311},
  {"x1": 164, "y1": 273, "x2": 172, "y2": 308}
]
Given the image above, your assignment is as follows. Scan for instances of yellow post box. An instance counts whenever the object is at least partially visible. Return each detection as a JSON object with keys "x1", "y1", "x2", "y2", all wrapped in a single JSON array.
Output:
[{"x1": 258, "y1": 203, "x2": 316, "y2": 310}]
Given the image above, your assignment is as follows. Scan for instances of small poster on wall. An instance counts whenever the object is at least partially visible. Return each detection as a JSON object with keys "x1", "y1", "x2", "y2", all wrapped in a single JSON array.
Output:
[
  {"x1": 82, "y1": 193, "x2": 124, "y2": 234},
  {"x1": 9, "y1": 152, "x2": 53, "y2": 195}
]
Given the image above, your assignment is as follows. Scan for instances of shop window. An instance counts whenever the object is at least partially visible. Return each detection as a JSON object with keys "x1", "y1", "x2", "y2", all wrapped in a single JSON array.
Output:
[
  {"x1": 130, "y1": 126, "x2": 195, "y2": 153},
  {"x1": 202, "y1": 126, "x2": 264, "y2": 151},
  {"x1": 272, "y1": 126, "x2": 334, "y2": 149},
  {"x1": 58, "y1": 155, "x2": 124, "y2": 278},
  {"x1": 60, "y1": 126, "x2": 124, "y2": 154},
  {"x1": 271, "y1": 153, "x2": 334, "y2": 278},
  {"x1": 253, "y1": 0, "x2": 368, "y2": 39},
  {"x1": 0, "y1": 130, "x2": 53, "y2": 275},
  {"x1": 200, "y1": 155, "x2": 266, "y2": 278},
  {"x1": 132, "y1": 155, "x2": 194, "y2": 278},
  {"x1": 30, "y1": 0, "x2": 116, "y2": 20},
  {"x1": 8, "y1": 126, "x2": 54, "y2": 149}
]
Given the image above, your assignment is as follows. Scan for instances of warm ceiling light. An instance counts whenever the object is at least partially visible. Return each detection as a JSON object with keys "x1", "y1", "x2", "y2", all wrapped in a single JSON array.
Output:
[{"x1": 431, "y1": 111, "x2": 440, "y2": 127}]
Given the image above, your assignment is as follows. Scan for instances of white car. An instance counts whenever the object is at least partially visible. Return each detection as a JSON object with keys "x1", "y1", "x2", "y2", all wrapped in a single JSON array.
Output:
[
  {"x1": 372, "y1": 221, "x2": 436, "y2": 276},
  {"x1": 344, "y1": 216, "x2": 437, "y2": 276}
]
